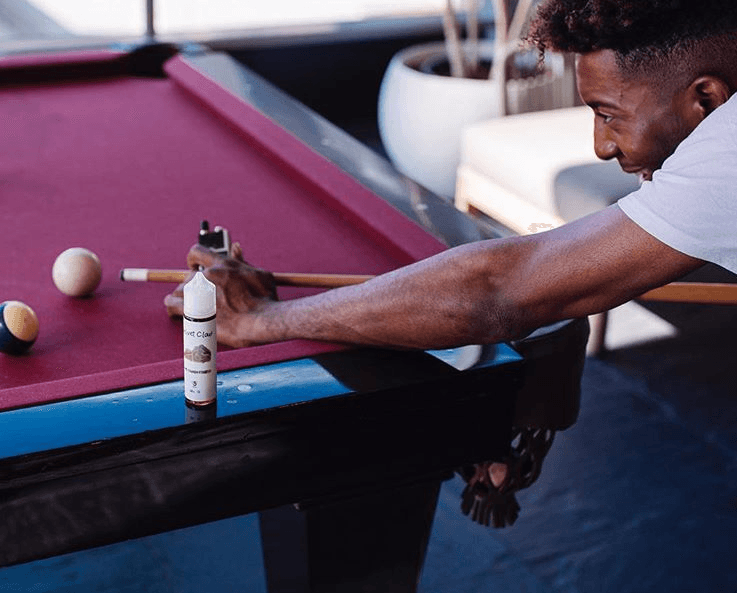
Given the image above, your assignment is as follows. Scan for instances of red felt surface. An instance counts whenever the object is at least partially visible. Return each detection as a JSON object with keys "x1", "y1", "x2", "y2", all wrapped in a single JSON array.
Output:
[{"x1": 0, "y1": 53, "x2": 445, "y2": 411}]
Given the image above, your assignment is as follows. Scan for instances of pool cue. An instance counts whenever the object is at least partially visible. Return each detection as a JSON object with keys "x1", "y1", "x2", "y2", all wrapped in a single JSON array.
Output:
[
  {"x1": 120, "y1": 268, "x2": 375, "y2": 289},
  {"x1": 638, "y1": 282, "x2": 737, "y2": 304},
  {"x1": 121, "y1": 270, "x2": 737, "y2": 303}
]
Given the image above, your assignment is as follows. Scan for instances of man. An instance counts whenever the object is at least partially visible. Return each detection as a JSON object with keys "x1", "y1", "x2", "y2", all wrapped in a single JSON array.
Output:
[{"x1": 165, "y1": 0, "x2": 737, "y2": 350}]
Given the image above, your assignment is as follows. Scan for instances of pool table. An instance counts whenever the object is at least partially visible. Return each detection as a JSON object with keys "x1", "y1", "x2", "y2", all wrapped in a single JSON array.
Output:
[{"x1": 0, "y1": 43, "x2": 588, "y2": 591}]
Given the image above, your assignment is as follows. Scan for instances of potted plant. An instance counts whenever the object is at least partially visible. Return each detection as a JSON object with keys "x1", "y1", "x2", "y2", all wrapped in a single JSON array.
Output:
[{"x1": 378, "y1": 0, "x2": 575, "y2": 198}]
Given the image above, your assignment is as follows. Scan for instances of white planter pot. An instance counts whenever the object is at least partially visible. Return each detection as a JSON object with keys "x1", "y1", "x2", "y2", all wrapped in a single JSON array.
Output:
[{"x1": 378, "y1": 41, "x2": 571, "y2": 198}]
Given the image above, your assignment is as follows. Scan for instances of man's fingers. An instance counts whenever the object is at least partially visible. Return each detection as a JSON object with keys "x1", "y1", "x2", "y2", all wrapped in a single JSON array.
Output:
[
  {"x1": 230, "y1": 241, "x2": 245, "y2": 262},
  {"x1": 164, "y1": 293, "x2": 184, "y2": 317}
]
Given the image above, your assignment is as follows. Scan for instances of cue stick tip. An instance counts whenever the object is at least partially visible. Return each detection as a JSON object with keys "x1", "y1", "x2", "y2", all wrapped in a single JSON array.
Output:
[{"x1": 119, "y1": 268, "x2": 153, "y2": 282}]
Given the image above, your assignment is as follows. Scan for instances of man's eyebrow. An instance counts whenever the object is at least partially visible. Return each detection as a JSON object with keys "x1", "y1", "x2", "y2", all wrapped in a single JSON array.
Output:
[{"x1": 586, "y1": 100, "x2": 619, "y2": 111}]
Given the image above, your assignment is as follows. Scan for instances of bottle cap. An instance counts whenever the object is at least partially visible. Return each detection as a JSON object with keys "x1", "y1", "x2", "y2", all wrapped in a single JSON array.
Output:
[{"x1": 183, "y1": 271, "x2": 216, "y2": 319}]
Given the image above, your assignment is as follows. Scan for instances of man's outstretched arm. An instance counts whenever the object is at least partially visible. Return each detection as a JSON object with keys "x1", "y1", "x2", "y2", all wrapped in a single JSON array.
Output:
[{"x1": 164, "y1": 205, "x2": 703, "y2": 349}]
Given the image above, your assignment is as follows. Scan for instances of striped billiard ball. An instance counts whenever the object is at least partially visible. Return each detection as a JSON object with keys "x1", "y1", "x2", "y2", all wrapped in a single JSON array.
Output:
[{"x1": 0, "y1": 301, "x2": 39, "y2": 355}]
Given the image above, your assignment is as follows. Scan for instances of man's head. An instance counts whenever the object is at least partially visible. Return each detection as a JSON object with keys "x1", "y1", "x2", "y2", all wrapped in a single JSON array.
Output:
[{"x1": 528, "y1": 0, "x2": 737, "y2": 180}]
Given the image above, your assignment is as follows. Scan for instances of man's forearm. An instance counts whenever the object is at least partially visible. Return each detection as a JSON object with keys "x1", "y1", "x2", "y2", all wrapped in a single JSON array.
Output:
[{"x1": 245, "y1": 241, "x2": 522, "y2": 350}]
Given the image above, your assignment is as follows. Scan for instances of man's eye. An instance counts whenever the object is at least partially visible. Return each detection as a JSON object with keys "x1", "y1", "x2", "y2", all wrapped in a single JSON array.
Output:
[{"x1": 596, "y1": 112, "x2": 613, "y2": 123}]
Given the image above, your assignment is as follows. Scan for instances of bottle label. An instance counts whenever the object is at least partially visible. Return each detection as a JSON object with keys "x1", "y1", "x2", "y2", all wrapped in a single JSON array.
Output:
[{"x1": 183, "y1": 315, "x2": 217, "y2": 405}]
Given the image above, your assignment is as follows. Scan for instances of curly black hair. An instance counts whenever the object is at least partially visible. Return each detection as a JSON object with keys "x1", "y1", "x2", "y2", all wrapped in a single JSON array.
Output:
[{"x1": 527, "y1": 0, "x2": 737, "y2": 82}]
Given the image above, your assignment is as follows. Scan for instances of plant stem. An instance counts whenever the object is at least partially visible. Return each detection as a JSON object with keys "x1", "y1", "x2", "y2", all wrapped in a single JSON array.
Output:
[
  {"x1": 443, "y1": 0, "x2": 466, "y2": 77},
  {"x1": 466, "y1": 0, "x2": 479, "y2": 73},
  {"x1": 490, "y1": 0, "x2": 510, "y2": 113}
]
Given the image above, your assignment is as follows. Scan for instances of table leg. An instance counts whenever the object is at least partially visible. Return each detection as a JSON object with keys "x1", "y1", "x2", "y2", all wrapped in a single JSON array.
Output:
[{"x1": 259, "y1": 477, "x2": 444, "y2": 593}]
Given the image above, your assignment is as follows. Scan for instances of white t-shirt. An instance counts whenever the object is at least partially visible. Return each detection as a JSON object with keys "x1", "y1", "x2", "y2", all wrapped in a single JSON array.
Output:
[{"x1": 618, "y1": 93, "x2": 737, "y2": 274}]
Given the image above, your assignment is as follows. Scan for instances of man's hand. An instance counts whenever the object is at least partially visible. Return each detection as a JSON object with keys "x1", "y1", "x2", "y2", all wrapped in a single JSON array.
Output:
[{"x1": 164, "y1": 242, "x2": 277, "y2": 347}]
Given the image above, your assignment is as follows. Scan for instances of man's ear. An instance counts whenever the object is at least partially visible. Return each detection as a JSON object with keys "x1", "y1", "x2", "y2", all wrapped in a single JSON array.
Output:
[{"x1": 688, "y1": 75, "x2": 730, "y2": 118}]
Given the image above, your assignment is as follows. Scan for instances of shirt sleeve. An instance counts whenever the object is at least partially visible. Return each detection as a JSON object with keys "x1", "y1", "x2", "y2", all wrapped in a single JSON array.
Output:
[{"x1": 618, "y1": 95, "x2": 737, "y2": 274}]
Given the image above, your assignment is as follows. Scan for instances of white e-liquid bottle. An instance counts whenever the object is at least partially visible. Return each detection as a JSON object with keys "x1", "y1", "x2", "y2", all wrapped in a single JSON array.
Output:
[{"x1": 183, "y1": 271, "x2": 217, "y2": 407}]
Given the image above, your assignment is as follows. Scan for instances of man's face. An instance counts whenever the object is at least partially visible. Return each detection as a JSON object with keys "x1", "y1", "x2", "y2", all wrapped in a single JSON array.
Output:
[{"x1": 576, "y1": 50, "x2": 699, "y2": 182}]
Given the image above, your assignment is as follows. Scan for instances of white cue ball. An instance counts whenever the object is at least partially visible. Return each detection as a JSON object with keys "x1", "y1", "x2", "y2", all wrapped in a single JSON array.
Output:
[{"x1": 52, "y1": 247, "x2": 103, "y2": 297}]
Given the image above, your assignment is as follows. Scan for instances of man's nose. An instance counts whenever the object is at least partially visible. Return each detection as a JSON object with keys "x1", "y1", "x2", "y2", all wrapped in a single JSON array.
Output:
[{"x1": 593, "y1": 127, "x2": 619, "y2": 161}]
